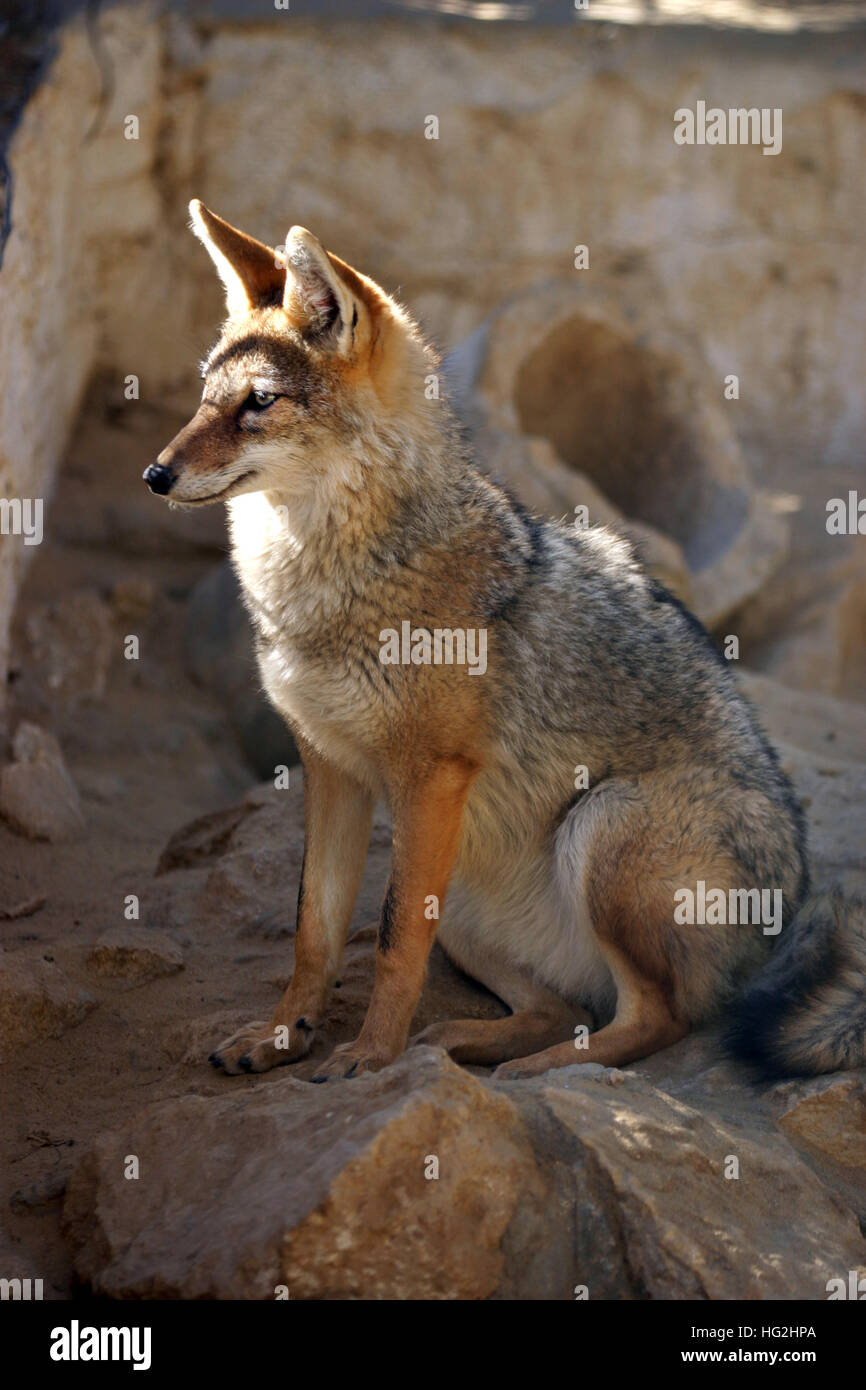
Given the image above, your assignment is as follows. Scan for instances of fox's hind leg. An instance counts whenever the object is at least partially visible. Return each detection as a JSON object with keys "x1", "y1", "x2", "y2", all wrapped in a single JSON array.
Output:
[
  {"x1": 493, "y1": 772, "x2": 775, "y2": 1080},
  {"x1": 411, "y1": 952, "x2": 592, "y2": 1065},
  {"x1": 494, "y1": 942, "x2": 687, "y2": 1078}
]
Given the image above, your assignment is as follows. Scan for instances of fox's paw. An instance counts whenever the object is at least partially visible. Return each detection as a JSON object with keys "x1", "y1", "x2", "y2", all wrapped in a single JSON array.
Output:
[
  {"x1": 209, "y1": 1017, "x2": 315, "y2": 1075},
  {"x1": 310, "y1": 1038, "x2": 397, "y2": 1083}
]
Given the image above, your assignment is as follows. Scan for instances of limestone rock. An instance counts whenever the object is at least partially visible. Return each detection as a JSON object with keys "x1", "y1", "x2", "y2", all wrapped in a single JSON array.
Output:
[
  {"x1": 782, "y1": 750, "x2": 866, "y2": 896},
  {"x1": 774, "y1": 1075, "x2": 866, "y2": 1170},
  {"x1": 0, "y1": 954, "x2": 96, "y2": 1061},
  {"x1": 63, "y1": 1049, "x2": 544, "y2": 1300},
  {"x1": 0, "y1": 722, "x2": 85, "y2": 842},
  {"x1": 737, "y1": 672, "x2": 866, "y2": 894},
  {"x1": 533, "y1": 1071, "x2": 866, "y2": 1301},
  {"x1": 156, "y1": 802, "x2": 257, "y2": 875},
  {"x1": 445, "y1": 283, "x2": 789, "y2": 629},
  {"x1": 62, "y1": 1050, "x2": 866, "y2": 1300},
  {"x1": 87, "y1": 928, "x2": 184, "y2": 981},
  {"x1": 739, "y1": 671, "x2": 866, "y2": 765},
  {"x1": 24, "y1": 589, "x2": 113, "y2": 705},
  {"x1": 726, "y1": 509, "x2": 866, "y2": 704}
]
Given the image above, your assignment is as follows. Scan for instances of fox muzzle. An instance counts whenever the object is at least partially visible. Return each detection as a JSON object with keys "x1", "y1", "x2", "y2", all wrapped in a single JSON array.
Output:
[{"x1": 143, "y1": 462, "x2": 176, "y2": 495}]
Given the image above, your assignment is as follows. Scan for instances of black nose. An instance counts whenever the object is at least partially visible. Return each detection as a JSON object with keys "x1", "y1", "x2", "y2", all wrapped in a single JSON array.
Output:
[{"x1": 143, "y1": 462, "x2": 175, "y2": 495}]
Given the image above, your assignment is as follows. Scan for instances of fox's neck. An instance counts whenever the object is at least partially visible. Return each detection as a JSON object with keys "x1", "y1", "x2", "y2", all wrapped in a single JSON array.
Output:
[{"x1": 227, "y1": 417, "x2": 467, "y2": 640}]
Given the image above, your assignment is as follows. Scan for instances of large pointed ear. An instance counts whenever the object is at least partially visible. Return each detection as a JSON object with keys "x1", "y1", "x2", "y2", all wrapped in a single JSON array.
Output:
[
  {"x1": 280, "y1": 226, "x2": 373, "y2": 353},
  {"x1": 189, "y1": 199, "x2": 285, "y2": 315}
]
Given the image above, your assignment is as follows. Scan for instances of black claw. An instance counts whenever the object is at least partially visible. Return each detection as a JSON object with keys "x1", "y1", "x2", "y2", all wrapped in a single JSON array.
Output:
[
  {"x1": 238, "y1": 1054, "x2": 253, "y2": 1072},
  {"x1": 309, "y1": 1074, "x2": 327, "y2": 1084},
  {"x1": 295, "y1": 1017, "x2": 313, "y2": 1032},
  {"x1": 208, "y1": 1052, "x2": 223, "y2": 1068},
  {"x1": 345, "y1": 1061, "x2": 359, "y2": 1078}
]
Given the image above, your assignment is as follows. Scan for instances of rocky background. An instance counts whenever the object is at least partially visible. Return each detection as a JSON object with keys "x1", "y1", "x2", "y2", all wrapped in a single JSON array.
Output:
[{"x1": 0, "y1": 0, "x2": 865, "y2": 1299}]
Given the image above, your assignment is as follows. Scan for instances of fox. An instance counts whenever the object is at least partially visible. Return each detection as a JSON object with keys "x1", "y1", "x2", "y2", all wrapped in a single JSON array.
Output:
[{"x1": 144, "y1": 200, "x2": 866, "y2": 1084}]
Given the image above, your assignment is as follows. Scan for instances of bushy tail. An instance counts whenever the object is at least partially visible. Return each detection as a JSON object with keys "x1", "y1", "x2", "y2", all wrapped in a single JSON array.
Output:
[{"x1": 725, "y1": 891, "x2": 866, "y2": 1079}]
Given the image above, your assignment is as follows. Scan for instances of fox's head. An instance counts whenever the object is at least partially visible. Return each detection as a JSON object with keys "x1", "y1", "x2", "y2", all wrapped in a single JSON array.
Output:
[{"x1": 144, "y1": 201, "x2": 430, "y2": 508}]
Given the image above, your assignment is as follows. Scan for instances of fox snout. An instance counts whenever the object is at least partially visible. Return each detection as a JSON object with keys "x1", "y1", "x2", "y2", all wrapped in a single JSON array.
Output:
[
  {"x1": 143, "y1": 461, "x2": 175, "y2": 495},
  {"x1": 143, "y1": 407, "x2": 259, "y2": 507},
  {"x1": 143, "y1": 426, "x2": 188, "y2": 499}
]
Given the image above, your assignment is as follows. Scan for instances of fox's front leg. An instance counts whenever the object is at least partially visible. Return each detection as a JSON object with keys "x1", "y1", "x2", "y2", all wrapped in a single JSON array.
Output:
[
  {"x1": 312, "y1": 756, "x2": 477, "y2": 1082},
  {"x1": 210, "y1": 744, "x2": 373, "y2": 1074}
]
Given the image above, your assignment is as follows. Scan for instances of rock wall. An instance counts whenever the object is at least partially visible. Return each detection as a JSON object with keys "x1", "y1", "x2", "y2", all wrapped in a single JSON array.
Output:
[
  {"x1": 0, "y1": 4, "x2": 190, "y2": 735},
  {"x1": 0, "y1": 21, "x2": 97, "y2": 736}
]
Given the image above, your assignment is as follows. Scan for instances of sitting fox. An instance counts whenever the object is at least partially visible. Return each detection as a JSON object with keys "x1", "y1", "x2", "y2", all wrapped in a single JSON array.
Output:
[{"x1": 145, "y1": 201, "x2": 865, "y2": 1083}]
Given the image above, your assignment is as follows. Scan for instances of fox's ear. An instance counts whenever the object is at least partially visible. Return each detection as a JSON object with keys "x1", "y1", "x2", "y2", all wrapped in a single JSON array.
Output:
[
  {"x1": 189, "y1": 200, "x2": 284, "y2": 314},
  {"x1": 280, "y1": 226, "x2": 367, "y2": 353}
]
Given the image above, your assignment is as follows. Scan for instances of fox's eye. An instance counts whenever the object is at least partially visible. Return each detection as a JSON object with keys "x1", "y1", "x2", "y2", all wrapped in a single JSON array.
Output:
[{"x1": 248, "y1": 390, "x2": 277, "y2": 410}]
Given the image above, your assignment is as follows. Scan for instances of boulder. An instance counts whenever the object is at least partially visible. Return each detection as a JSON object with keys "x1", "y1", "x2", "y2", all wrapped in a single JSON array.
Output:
[
  {"x1": 23, "y1": 589, "x2": 113, "y2": 706},
  {"x1": 0, "y1": 722, "x2": 85, "y2": 842},
  {"x1": 773, "y1": 1075, "x2": 866, "y2": 1171},
  {"x1": 63, "y1": 1049, "x2": 542, "y2": 1300},
  {"x1": 0, "y1": 954, "x2": 95, "y2": 1062},
  {"x1": 534, "y1": 1068, "x2": 866, "y2": 1301},
  {"x1": 156, "y1": 802, "x2": 258, "y2": 875},
  {"x1": 731, "y1": 549, "x2": 866, "y2": 704},
  {"x1": 87, "y1": 928, "x2": 184, "y2": 982},
  {"x1": 739, "y1": 671, "x2": 866, "y2": 895},
  {"x1": 62, "y1": 1049, "x2": 866, "y2": 1300}
]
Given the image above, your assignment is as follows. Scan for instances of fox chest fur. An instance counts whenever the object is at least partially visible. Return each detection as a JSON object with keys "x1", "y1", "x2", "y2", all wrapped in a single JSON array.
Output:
[{"x1": 227, "y1": 491, "x2": 475, "y2": 794}]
